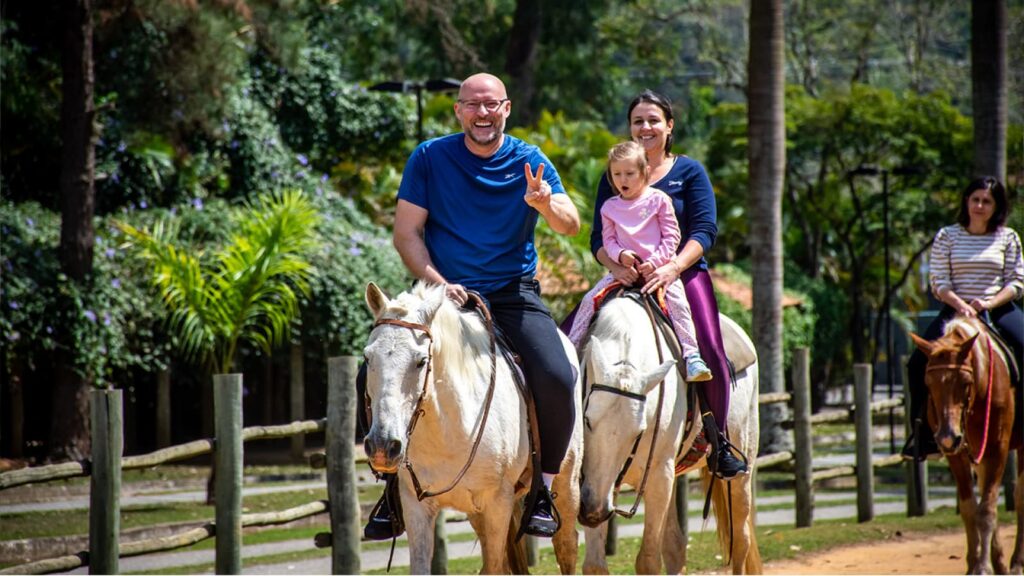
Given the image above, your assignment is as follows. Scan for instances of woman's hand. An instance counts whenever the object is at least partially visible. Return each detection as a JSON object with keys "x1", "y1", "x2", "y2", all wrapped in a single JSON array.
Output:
[
  {"x1": 641, "y1": 260, "x2": 681, "y2": 294},
  {"x1": 969, "y1": 298, "x2": 992, "y2": 313}
]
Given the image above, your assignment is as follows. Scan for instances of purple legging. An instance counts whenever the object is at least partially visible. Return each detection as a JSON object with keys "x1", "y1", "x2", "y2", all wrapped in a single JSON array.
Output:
[{"x1": 680, "y1": 267, "x2": 730, "y2": 426}]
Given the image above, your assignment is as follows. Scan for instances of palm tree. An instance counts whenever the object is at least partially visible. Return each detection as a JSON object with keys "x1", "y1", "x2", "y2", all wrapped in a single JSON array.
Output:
[
  {"x1": 971, "y1": 0, "x2": 1007, "y2": 181},
  {"x1": 748, "y1": 0, "x2": 789, "y2": 453},
  {"x1": 118, "y1": 189, "x2": 320, "y2": 376}
]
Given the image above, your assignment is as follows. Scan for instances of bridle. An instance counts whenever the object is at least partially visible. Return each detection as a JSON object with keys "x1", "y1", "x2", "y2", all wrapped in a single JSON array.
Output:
[
  {"x1": 369, "y1": 292, "x2": 498, "y2": 500},
  {"x1": 583, "y1": 292, "x2": 668, "y2": 520},
  {"x1": 925, "y1": 336, "x2": 995, "y2": 465}
]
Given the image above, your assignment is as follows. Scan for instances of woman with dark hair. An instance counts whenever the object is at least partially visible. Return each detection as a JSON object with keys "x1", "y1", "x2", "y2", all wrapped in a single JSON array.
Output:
[
  {"x1": 587, "y1": 89, "x2": 747, "y2": 480},
  {"x1": 902, "y1": 176, "x2": 1024, "y2": 460}
]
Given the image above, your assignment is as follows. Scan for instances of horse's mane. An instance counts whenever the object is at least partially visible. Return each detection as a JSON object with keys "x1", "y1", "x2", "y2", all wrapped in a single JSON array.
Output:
[
  {"x1": 586, "y1": 297, "x2": 656, "y2": 365},
  {"x1": 393, "y1": 283, "x2": 492, "y2": 384},
  {"x1": 939, "y1": 316, "x2": 991, "y2": 370}
]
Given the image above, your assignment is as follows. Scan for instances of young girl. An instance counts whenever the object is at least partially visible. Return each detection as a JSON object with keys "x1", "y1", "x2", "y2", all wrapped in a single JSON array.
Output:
[{"x1": 568, "y1": 141, "x2": 712, "y2": 382}]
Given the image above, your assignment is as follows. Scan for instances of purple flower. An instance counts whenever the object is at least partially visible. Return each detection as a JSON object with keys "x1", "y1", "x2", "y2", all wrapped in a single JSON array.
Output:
[
  {"x1": 321, "y1": 173, "x2": 329, "y2": 183},
  {"x1": 111, "y1": 278, "x2": 121, "y2": 289},
  {"x1": 192, "y1": 198, "x2": 204, "y2": 210},
  {"x1": 103, "y1": 312, "x2": 111, "y2": 326},
  {"x1": 222, "y1": 120, "x2": 230, "y2": 133},
  {"x1": 111, "y1": 171, "x2": 120, "y2": 184},
  {"x1": 117, "y1": 141, "x2": 127, "y2": 153},
  {"x1": 139, "y1": 200, "x2": 148, "y2": 209},
  {"x1": 26, "y1": 218, "x2": 34, "y2": 228},
  {"x1": 84, "y1": 310, "x2": 97, "y2": 323},
  {"x1": 230, "y1": 140, "x2": 240, "y2": 150},
  {"x1": 45, "y1": 326, "x2": 53, "y2": 334},
  {"x1": 348, "y1": 246, "x2": 363, "y2": 256},
  {"x1": 271, "y1": 171, "x2": 280, "y2": 180},
  {"x1": 105, "y1": 248, "x2": 116, "y2": 259},
  {"x1": 8, "y1": 301, "x2": 18, "y2": 310},
  {"x1": 8, "y1": 331, "x2": 19, "y2": 342},
  {"x1": 295, "y1": 170, "x2": 306, "y2": 179},
  {"x1": 170, "y1": 207, "x2": 178, "y2": 216},
  {"x1": 296, "y1": 153, "x2": 309, "y2": 166}
]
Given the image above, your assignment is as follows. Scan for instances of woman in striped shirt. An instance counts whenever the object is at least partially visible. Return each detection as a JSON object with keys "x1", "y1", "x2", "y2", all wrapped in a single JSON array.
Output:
[{"x1": 902, "y1": 177, "x2": 1024, "y2": 460}]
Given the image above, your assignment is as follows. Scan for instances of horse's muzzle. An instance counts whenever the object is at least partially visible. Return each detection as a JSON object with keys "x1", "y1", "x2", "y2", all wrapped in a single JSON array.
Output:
[
  {"x1": 578, "y1": 485, "x2": 613, "y2": 527},
  {"x1": 364, "y1": 435, "x2": 403, "y2": 473},
  {"x1": 936, "y1": 429, "x2": 964, "y2": 455}
]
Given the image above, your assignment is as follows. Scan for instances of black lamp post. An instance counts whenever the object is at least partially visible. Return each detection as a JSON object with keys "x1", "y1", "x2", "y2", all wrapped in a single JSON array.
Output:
[
  {"x1": 368, "y1": 78, "x2": 462, "y2": 142},
  {"x1": 848, "y1": 164, "x2": 923, "y2": 453}
]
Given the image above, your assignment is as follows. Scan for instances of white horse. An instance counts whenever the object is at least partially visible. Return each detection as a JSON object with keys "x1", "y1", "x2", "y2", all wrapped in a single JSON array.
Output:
[
  {"x1": 578, "y1": 296, "x2": 762, "y2": 574},
  {"x1": 362, "y1": 281, "x2": 583, "y2": 574}
]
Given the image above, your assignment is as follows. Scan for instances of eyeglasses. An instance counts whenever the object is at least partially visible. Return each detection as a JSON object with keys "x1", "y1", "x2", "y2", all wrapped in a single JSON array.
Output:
[{"x1": 457, "y1": 99, "x2": 508, "y2": 112}]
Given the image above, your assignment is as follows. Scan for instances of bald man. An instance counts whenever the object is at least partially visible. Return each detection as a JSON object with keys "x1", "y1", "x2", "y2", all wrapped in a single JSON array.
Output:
[{"x1": 360, "y1": 73, "x2": 580, "y2": 540}]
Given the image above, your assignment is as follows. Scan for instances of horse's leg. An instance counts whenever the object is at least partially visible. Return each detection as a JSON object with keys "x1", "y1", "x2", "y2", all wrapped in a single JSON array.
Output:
[
  {"x1": 635, "y1": 465, "x2": 674, "y2": 575},
  {"x1": 660, "y1": 478, "x2": 687, "y2": 575},
  {"x1": 552, "y1": 465, "x2": 581, "y2": 575},
  {"x1": 401, "y1": 492, "x2": 438, "y2": 576},
  {"x1": 978, "y1": 455, "x2": 1010, "y2": 575},
  {"x1": 582, "y1": 522, "x2": 610, "y2": 575},
  {"x1": 473, "y1": 489, "x2": 516, "y2": 575},
  {"x1": 1012, "y1": 460, "x2": 1024, "y2": 575},
  {"x1": 949, "y1": 455, "x2": 982, "y2": 573}
]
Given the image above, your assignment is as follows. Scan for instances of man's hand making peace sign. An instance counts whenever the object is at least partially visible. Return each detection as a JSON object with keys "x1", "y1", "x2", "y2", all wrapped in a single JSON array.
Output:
[{"x1": 523, "y1": 162, "x2": 581, "y2": 236}]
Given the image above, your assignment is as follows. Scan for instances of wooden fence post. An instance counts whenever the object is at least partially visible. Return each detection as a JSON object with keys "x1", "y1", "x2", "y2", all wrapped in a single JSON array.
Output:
[
  {"x1": 327, "y1": 356, "x2": 360, "y2": 574},
  {"x1": 902, "y1": 355, "x2": 927, "y2": 517},
  {"x1": 156, "y1": 369, "x2": 171, "y2": 448},
  {"x1": 290, "y1": 344, "x2": 305, "y2": 461},
  {"x1": 1004, "y1": 452, "x2": 1017, "y2": 512},
  {"x1": 214, "y1": 373, "x2": 243, "y2": 574},
  {"x1": 89, "y1": 388, "x2": 122, "y2": 575},
  {"x1": 792, "y1": 347, "x2": 814, "y2": 528},
  {"x1": 433, "y1": 510, "x2": 449, "y2": 574},
  {"x1": 854, "y1": 364, "x2": 874, "y2": 522}
]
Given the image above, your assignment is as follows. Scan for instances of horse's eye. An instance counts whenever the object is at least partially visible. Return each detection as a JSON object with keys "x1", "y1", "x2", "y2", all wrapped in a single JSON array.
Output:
[{"x1": 416, "y1": 356, "x2": 428, "y2": 368}]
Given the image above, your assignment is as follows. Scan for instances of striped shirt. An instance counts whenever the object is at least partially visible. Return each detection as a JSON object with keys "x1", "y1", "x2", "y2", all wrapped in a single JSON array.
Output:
[{"x1": 929, "y1": 224, "x2": 1024, "y2": 302}]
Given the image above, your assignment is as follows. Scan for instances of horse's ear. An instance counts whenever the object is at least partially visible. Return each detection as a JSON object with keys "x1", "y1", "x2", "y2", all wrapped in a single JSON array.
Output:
[
  {"x1": 957, "y1": 332, "x2": 980, "y2": 363},
  {"x1": 588, "y1": 336, "x2": 610, "y2": 379},
  {"x1": 642, "y1": 359, "x2": 676, "y2": 395},
  {"x1": 910, "y1": 333, "x2": 936, "y2": 356},
  {"x1": 365, "y1": 282, "x2": 390, "y2": 319},
  {"x1": 418, "y1": 283, "x2": 446, "y2": 321}
]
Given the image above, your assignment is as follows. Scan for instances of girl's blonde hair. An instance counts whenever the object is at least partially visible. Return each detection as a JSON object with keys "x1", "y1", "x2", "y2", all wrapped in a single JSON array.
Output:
[{"x1": 606, "y1": 141, "x2": 649, "y2": 195}]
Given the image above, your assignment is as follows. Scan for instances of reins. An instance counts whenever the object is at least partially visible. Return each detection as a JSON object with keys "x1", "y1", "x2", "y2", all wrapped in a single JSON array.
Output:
[
  {"x1": 371, "y1": 291, "x2": 499, "y2": 501},
  {"x1": 584, "y1": 291, "x2": 667, "y2": 520}
]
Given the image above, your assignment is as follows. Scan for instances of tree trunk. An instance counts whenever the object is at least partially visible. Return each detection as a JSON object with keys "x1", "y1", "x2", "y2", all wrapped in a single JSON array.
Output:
[
  {"x1": 505, "y1": 0, "x2": 542, "y2": 126},
  {"x1": 749, "y1": 0, "x2": 789, "y2": 453},
  {"x1": 971, "y1": 0, "x2": 1007, "y2": 181},
  {"x1": 51, "y1": 0, "x2": 97, "y2": 461}
]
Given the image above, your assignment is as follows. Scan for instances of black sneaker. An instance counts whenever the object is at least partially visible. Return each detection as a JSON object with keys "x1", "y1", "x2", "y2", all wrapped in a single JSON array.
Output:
[
  {"x1": 901, "y1": 428, "x2": 941, "y2": 462},
  {"x1": 364, "y1": 477, "x2": 404, "y2": 541},
  {"x1": 523, "y1": 487, "x2": 560, "y2": 538},
  {"x1": 714, "y1": 445, "x2": 749, "y2": 481}
]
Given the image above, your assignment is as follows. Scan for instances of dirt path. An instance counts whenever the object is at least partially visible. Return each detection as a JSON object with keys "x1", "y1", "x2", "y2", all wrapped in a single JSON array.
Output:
[{"x1": 763, "y1": 529, "x2": 1017, "y2": 574}]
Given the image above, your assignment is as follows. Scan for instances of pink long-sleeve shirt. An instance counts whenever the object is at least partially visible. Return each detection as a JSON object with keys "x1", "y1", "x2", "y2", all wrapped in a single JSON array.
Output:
[{"x1": 601, "y1": 187, "x2": 681, "y2": 268}]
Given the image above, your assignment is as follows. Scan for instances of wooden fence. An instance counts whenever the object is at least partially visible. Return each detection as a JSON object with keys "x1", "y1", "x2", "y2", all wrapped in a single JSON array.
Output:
[{"x1": 0, "y1": 356, "x2": 362, "y2": 575}]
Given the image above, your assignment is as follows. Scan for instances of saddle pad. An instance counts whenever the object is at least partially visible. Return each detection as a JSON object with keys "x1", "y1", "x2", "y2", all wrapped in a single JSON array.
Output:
[{"x1": 720, "y1": 316, "x2": 757, "y2": 374}]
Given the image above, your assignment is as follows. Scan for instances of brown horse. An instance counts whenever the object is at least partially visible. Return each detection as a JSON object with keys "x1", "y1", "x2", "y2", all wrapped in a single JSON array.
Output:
[{"x1": 911, "y1": 315, "x2": 1022, "y2": 575}]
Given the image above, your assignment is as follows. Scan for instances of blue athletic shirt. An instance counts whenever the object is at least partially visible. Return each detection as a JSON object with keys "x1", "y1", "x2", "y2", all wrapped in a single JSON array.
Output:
[{"x1": 397, "y1": 133, "x2": 567, "y2": 294}]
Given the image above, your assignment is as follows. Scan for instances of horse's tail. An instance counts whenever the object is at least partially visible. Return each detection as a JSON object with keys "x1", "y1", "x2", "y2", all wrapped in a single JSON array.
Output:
[{"x1": 506, "y1": 495, "x2": 529, "y2": 574}]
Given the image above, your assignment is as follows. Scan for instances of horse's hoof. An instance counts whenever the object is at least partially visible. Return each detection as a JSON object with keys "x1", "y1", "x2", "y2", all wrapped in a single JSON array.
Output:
[{"x1": 582, "y1": 564, "x2": 609, "y2": 575}]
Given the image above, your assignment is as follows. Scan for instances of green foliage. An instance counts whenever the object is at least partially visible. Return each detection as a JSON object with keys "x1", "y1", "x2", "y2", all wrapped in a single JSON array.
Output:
[
  {"x1": 300, "y1": 194, "x2": 410, "y2": 355},
  {"x1": 117, "y1": 190, "x2": 321, "y2": 374},
  {"x1": 0, "y1": 201, "x2": 171, "y2": 386}
]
